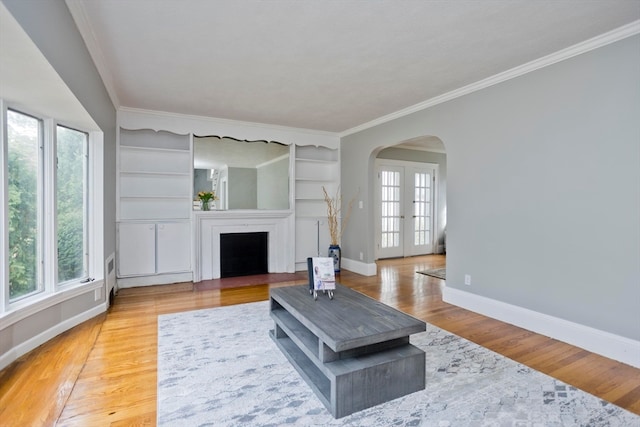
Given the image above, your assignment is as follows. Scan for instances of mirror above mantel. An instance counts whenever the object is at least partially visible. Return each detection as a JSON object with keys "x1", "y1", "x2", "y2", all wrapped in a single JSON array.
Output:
[{"x1": 193, "y1": 135, "x2": 291, "y2": 210}]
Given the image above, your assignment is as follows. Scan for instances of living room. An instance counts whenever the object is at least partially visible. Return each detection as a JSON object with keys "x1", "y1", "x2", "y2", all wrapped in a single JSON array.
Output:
[{"x1": 0, "y1": 1, "x2": 638, "y2": 425}]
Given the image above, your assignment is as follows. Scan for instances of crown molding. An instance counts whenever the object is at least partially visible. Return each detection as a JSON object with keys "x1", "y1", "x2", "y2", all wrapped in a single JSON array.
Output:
[
  {"x1": 117, "y1": 107, "x2": 340, "y2": 149},
  {"x1": 340, "y1": 20, "x2": 640, "y2": 138},
  {"x1": 118, "y1": 106, "x2": 339, "y2": 137},
  {"x1": 65, "y1": 0, "x2": 120, "y2": 108}
]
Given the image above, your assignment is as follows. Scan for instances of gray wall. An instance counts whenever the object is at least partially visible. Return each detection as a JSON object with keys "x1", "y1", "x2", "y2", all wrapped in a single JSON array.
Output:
[
  {"x1": 194, "y1": 169, "x2": 213, "y2": 195},
  {"x1": 257, "y1": 157, "x2": 290, "y2": 209},
  {"x1": 4, "y1": 0, "x2": 117, "y2": 261},
  {"x1": 377, "y1": 148, "x2": 447, "y2": 251},
  {"x1": 2, "y1": 0, "x2": 116, "y2": 356},
  {"x1": 341, "y1": 35, "x2": 640, "y2": 341},
  {"x1": 228, "y1": 167, "x2": 257, "y2": 209}
]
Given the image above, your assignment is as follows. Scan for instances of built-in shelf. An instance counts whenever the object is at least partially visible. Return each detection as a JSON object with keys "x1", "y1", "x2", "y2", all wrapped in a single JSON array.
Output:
[
  {"x1": 118, "y1": 129, "x2": 191, "y2": 222},
  {"x1": 294, "y1": 145, "x2": 339, "y2": 269},
  {"x1": 117, "y1": 129, "x2": 193, "y2": 285}
]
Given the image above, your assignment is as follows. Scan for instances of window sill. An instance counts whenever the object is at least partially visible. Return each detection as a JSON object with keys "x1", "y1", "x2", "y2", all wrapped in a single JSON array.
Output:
[{"x1": 0, "y1": 279, "x2": 104, "y2": 330}]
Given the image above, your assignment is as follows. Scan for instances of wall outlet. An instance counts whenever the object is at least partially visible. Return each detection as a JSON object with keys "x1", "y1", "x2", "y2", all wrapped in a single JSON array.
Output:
[
  {"x1": 94, "y1": 288, "x2": 101, "y2": 301},
  {"x1": 359, "y1": 200, "x2": 363, "y2": 209},
  {"x1": 464, "y1": 274, "x2": 471, "y2": 286},
  {"x1": 359, "y1": 252, "x2": 363, "y2": 261}
]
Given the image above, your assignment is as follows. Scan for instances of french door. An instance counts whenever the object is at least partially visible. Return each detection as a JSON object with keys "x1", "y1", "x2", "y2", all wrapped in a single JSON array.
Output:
[{"x1": 376, "y1": 161, "x2": 437, "y2": 259}]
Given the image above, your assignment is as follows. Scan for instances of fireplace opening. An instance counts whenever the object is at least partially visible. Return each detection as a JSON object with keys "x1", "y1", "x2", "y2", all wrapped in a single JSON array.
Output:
[{"x1": 220, "y1": 232, "x2": 268, "y2": 278}]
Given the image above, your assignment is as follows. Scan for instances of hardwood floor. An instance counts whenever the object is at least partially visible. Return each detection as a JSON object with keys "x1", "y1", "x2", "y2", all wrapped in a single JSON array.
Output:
[{"x1": 1, "y1": 255, "x2": 638, "y2": 426}]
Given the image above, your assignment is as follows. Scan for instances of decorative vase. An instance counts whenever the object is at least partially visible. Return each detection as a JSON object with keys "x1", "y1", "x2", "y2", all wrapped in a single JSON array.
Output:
[
  {"x1": 328, "y1": 244, "x2": 341, "y2": 272},
  {"x1": 201, "y1": 199, "x2": 210, "y2": 211}
]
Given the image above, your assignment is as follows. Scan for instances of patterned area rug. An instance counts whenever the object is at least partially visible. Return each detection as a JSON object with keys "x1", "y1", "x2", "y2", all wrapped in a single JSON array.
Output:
[
  {"x1": 157, "y1": 301, "x2": 638, "y2": 426},
  {"x1": 417, "y1": 267, "x2": 446, "y2": 280}
]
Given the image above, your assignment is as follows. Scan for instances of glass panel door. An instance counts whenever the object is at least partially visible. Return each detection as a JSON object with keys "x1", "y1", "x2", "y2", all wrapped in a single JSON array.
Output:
[
  {"x1": 408, "y1": 168, "x2": 433, "y2": 255},
  {"x1": 377, "y1": 162, "x2": 436, "y2": 259},
  {"x1": 378, "y1": 166, "x2": 404, "y2": 258}
]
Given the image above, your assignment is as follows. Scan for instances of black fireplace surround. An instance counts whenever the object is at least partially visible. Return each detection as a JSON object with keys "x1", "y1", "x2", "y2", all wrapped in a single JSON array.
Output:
[{"x1": 220, "y1": 232, "x2": 268, "y2": 278}]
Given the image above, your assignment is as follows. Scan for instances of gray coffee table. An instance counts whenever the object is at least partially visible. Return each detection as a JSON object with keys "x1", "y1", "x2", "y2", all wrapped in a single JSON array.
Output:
[{"x1": 269, "y1": 284, "x2": 426, "y2": 418}]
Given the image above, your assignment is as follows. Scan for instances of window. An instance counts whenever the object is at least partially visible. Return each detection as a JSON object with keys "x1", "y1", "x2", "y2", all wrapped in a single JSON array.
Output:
[
  {"x1": 3, "y1": 109, "x2": 91, "y2": 305},
  {"x1": 7, "y1": 110, "x2": 43, "y2": 300},
  {"x1": 56, "y1": 125, "x2": 88, "y2": 284}
]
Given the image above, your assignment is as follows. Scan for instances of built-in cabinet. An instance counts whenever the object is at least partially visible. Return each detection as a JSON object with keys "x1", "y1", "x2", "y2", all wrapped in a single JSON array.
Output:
[
  {"x1": 118, "y1": 221, "x2": 191, "y2": 277},
  {"x1": 117, "y1": 129, "x2": 192, "y2": 287},
  {"x1": 294, "y1": 145, "x2": 339, "y2": 270},
  {"x1": 115, "y1": 110, "x2": 341, "y2": 284}
]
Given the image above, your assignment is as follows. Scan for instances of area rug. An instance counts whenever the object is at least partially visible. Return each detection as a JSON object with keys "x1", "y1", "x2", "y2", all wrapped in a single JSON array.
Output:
[
  {"x1": 157, "y1": 301, "x2": 638, "y2": 426},
  {"x1": 417, "y1": 267, "x2": 446, "y2": 280}
]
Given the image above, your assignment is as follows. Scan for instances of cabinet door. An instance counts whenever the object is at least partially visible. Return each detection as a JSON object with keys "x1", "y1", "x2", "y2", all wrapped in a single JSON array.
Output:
[
  {"x1": 295, "y1": 218, "x2": 332, "y2": 263},
  {"x1": 156, "y1": 222, "x2": 191, "y2": 274},
  {"x1": 118, "y1": 223, "x2": 156, "y2": 276}
]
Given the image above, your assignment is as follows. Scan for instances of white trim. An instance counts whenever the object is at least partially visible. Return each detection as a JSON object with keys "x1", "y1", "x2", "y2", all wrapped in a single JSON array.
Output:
[
  {"x1": 0, "y1": 100, "x2": 8, "y2": 312},
  {"x1": 117, "y1": 272, "x2": 193, "y2": 288},
  {"x1": 44, "y1": 119, "x2": 57, "y2": 290},
  {"x1": 193, "y1": 210, "x2": 295, "y2": 281},
  {"x1": 89, "y1": 131, "x2": 105, "y2": 283},
  {"x1": 443, "y1": 286, "x2": 640, "y2": 369},
  {"x1": 340, "y1": 20, "x2": 640, "y2": 137},
  {"x1": 341, "y1": 257, "x2": 377, "y2": 277},
  {"x1": 118, "y1": 108, "x2": 339, "y2": 149},
  {"x1": 0, "y1": 302, "x2": 106, "y2": 371}
]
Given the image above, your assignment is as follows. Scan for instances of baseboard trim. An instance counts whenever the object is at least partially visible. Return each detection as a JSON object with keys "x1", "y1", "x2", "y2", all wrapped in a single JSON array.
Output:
[
  {"x1": 117, "y1": 272, "x2": 193, "y2": 288},
  {"x1": 443, "y1": 286, "x2": 640, "y2": 369},
  {"x1": 0, "y1": 303, "x2": 107, "y2": 371},
  {"x1": 341, "y1": 258, "x2": 377, "y2": 276}
]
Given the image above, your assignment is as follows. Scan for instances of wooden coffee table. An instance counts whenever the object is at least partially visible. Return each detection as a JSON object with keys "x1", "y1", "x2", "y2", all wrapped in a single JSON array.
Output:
[{"x1": 269, "y1": 284, "x2": 426, "y2": 418}]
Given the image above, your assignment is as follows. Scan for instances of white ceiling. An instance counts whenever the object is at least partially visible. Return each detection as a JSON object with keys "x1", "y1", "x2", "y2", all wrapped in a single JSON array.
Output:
[{"x1": 67, "y1": 1, "x2": 639, "y2": 134}]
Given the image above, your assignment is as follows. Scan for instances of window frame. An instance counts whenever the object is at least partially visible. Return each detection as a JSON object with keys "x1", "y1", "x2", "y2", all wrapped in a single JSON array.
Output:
[
  {"x1": 55, "y1": 124, "x2": 90, "y2": 287},
  {"x1": 4, "y1": 109, "x2": 46, "y2": 303},
  {"x1": 0, "y1": 100, "x2": 103, "y2": 315}
]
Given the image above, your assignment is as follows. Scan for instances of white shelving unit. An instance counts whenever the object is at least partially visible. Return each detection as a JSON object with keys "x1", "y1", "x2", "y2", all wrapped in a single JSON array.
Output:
[
  {"x1": 118, "y1": 144, "x2": 191, "y2": 220},
  {"x1": 117, "y1": 129, "x2": 192, "y2": 286},
  {"x1": 294, "y1": 145, "x2": 339, "y2": 270}
]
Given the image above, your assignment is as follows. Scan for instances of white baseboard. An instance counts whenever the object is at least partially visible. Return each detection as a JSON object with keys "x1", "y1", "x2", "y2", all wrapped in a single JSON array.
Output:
[
  {"x1": 117, "y1": 272, "x2": 193, "y2": 288},
  {"x1": 0, "y1": 303, "x2": 107, "y2": 371},
  {"x1": 443, "y1": 286, "x2": 640, "y2": 369},
  {"x1": 341, "y1": 258, "x2": 377, "y2": 276}
]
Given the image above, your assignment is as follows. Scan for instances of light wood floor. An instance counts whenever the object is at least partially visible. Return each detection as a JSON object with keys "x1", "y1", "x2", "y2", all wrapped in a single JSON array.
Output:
[{"x1": 1, "y1": 255, "x2": 638, "y2": 426}]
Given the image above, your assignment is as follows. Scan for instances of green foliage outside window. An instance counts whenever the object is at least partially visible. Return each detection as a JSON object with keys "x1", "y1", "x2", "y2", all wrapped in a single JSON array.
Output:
[
  {"x1": 7, "y1": 111, "x2": 40, "y2": 299},
  {"x1": 6, "y1": 111, "x2": 88, "y2": 300},
  {"x1": 56, "y1": 126, "x2": 87, "y2": 283}
]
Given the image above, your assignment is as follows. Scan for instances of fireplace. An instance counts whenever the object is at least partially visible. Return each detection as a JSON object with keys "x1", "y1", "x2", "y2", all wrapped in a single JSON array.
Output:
[
  {"x1": 220, "y1": 232, "x2": 268, "y2": 277},
  {"x1": 194, "y1": 210, "x2": 294, "y2": 281}
]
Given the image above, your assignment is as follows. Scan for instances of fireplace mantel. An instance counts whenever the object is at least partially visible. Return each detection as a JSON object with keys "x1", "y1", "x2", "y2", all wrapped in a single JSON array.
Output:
[{"x1": 193, "y1": 210, "x2": 295, "y2": 281}]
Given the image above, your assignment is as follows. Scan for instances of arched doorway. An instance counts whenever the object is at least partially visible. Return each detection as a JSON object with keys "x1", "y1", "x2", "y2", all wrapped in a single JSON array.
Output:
[{"x1": 373, "y1": 136, "x2": 447, "y2": 260}]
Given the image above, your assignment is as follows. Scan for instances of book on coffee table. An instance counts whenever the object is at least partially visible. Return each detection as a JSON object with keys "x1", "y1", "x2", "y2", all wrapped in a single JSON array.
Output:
[{"x1": 311, "y1": 257, "x2": 336, "y2": 291}]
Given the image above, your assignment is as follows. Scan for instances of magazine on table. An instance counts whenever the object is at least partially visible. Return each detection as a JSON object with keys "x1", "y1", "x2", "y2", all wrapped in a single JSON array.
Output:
[{"x1": 311, "y1": 257, "x2": 336, "y2": 291}]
